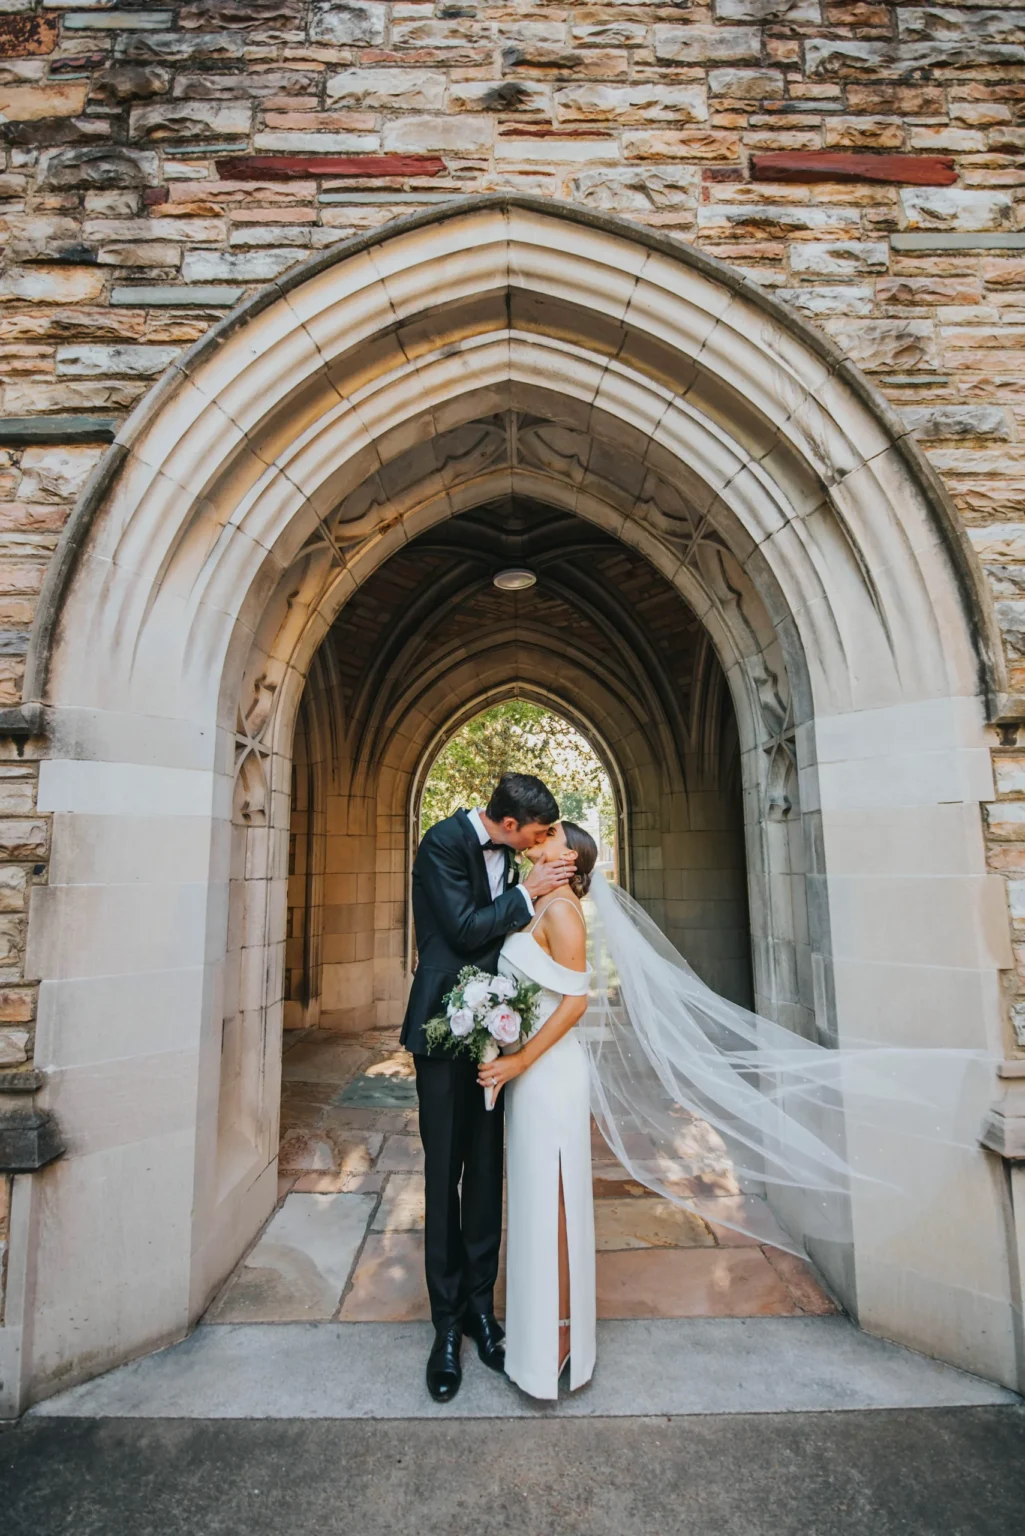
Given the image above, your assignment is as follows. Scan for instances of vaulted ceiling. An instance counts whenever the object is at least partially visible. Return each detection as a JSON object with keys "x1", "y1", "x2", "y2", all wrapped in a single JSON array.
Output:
[{"x1": 317, "y1": 495, "x2": 740, "y2": 795}]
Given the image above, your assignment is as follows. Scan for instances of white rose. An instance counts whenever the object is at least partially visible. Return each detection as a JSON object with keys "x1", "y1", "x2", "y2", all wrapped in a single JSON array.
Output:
[
  {"x1": 485, "y1": 1003, "x2": 521, "y2": 1046},
  {"x1": 449, "y1": 1007, "x2": 475, "y2": 1038},
  {"x1": 463, "y1": 979, "x2": 490, "y2": 1009},
  {"x1": 489, "y1": 975, "x2": 517, "y2": 1001}
]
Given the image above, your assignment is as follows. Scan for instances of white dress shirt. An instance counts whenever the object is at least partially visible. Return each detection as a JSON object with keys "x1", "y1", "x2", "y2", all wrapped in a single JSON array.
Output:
[{"x1": 468, "y1": 808, "x2": 534, "y2": 916}]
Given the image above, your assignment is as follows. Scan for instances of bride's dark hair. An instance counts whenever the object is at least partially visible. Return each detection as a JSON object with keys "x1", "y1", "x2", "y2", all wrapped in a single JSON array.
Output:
[{"x1": 560, "y1": 821, "x2": 598, "y2": 899}]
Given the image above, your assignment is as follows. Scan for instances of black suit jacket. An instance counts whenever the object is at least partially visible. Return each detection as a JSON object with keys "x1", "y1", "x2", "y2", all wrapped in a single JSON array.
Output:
[{"x1": 401, "y1": 809, "x2": 531, "y2": 1055}]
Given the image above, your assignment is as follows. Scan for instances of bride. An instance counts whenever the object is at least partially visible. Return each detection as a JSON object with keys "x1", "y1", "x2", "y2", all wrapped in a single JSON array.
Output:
[
  {"x1": 478, "y1": 821, "x2": 993, "y2": 1403},
  {"x1": 477, "y1": 820, "x2": 598, "y2": 1400}
]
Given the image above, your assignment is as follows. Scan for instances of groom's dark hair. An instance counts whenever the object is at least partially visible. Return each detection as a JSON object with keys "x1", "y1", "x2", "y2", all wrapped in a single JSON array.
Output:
[{"x1": 486, "y1": 772, "x2": 559, "y2": 827}]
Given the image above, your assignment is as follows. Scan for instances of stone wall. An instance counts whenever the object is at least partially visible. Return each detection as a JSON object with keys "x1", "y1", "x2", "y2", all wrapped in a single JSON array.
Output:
[{"x1": 1, "y1": 0, "x2": 1024, "y2": 1092}]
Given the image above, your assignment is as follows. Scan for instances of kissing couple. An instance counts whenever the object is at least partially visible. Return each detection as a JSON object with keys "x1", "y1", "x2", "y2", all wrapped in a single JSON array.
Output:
[
  {"x1": 402, "y1": 773, "x2": 989, "y2": 1406},
  {"x1": 402, "y1": 771, "x2": 596, "y2": 1402}
]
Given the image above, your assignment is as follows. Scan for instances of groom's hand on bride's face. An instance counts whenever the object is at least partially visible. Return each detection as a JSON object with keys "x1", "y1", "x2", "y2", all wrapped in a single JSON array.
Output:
[{"x1": 523, "y1": 852, "x2": 576, "y2": 899}]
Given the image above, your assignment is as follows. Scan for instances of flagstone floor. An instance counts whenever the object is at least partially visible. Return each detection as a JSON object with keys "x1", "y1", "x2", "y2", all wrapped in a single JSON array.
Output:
[{"x1": 203, "y1": 1028, "x2": 837, "y2": 1327}]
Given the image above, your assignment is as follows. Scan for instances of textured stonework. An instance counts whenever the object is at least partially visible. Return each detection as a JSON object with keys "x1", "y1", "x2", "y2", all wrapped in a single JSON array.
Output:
[
  {"x1": 0, "y1": 4, "x2": 1022, "y2": 1068},
  {"x1": 1, "y1": 2, "x2": 1025, "y2": 1408}
]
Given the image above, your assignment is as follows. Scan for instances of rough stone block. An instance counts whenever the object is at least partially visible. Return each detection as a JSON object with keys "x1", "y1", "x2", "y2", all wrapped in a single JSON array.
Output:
[
  {"x1": 253, "y1": 129, "x2": 380, "y2": 153},
  {"x1": 129, "y1": 101, "x2": 251, "y2": 140},
  {"x1": 179, "y1": 0, "x2": 304, "y2": 28},
  {"x1": 309, "y1": 1, "x2": 386, "y2": 46},
  {"x1": 117, "y1": 31, "x2": 244, "y2": 64},
  {"x1": 900, "y1": 188, "x2": 1014, "y2": 232},
  {"x1": 0, "y1": 990, "x2": 35, "y2": 1026},
  {"x1": 824, "y1": 317, "x2": 937, "y2": 372},
  {"x1": 0, "y1": 821, "x2": 47, "y2": 860},
  {"x1": 777, "y1": 284, "x2": 873, "y2": 317},
  {"x1": 698, "y1": 203, "x2": 859, "y2": 238},
  {"x1": 0, "y1": 1030, "x2": 28, "y2": 1068},
  {"x1": 55, "y1": 344, "x2": 179, "y2": 378},
  {"x1": 0, "y1": 15, "x2": 59, "y2": 56},
  {"x1": 89, "y1": 65, "x2": 171, "y2": 106},
  {"x1": 0, "y1": 267, "x2": 107, "y2": 306},
  {"x1": 41, "y1": 145, "x2": 160, "y2": 190},
  {"x1": 902, "y1": 406, "x2": 1010, "y2": 442},
  {"x1": 181, "y1": 248, "x2": 300, "y2": 282},
  {"x1": 624, "y1": 130, "x2": 740, "y2": 162},
  {"x1": 788, "y1": 240, "x2": 889, "y2": 275},
  {"x1": 806, "y1": 40, "x2": 1025, "y2": 77},
  {"x1": 654, "y1": 25, "x2": 762, "y2": 64},
  {"x1": 2, "y1": 216, "x2": 87, "y2": 264},
  {"x1": 708, "y1": 69, "x2": 786, "y2": 100},
  {"x1": 325, "y1": 68, "x2": 445, "y2": 113},
  {"x1": 97, "y1": 242, "x2": 181, "y2": 268},
  {"x1": 381, "y1": 115, "x2": 490, "y2": 154},
  {"x1": 824, "y1": 117, "x2": 906, "y2": 151},
  {"x1": 569, "y1": 165, "x2": 700, "y2": 212},
  {"x1": 16, "y1": 445, "x2": 103, "y2": 501},
  {"x1": 899, "y1": 7, "x2": 1025, "y2": 44},
  {"x1": 554, "y1": 83, "x2": 708, "y2": 125},
  {"x1": 0, "y1": 83, "x2": 88, "y2": 121},
  {"x1": 716, "y1": 0, "x2": 821, "y2": 18},
  {"x1": 446, "y1": 79, "x2": 549, "y2": 114}
]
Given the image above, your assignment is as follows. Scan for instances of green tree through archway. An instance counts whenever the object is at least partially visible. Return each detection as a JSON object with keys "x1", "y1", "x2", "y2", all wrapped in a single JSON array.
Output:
[{"x1": 421, "y1": 702, "x2": 616, "y2": 863}]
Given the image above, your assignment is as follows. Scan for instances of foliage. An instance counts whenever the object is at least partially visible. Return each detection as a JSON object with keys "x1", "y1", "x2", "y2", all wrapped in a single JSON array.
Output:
[{"x1": 421, "y1": 701, "x2": 615, "y2": 845}]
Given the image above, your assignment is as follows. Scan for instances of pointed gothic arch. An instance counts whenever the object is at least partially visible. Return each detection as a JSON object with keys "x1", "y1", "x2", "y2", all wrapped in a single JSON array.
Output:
[{"x1": 16, "y1": 197, "x2": 1013, "y2": 1408}]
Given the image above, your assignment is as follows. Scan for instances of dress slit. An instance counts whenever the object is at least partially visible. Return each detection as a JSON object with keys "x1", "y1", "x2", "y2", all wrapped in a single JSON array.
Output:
[{"x1": 500, "y1": 937, "x2": 596, "y2": 1401}]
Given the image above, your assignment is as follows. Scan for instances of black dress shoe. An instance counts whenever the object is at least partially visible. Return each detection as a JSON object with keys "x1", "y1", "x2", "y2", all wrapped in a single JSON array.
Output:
[
  {"x1": 463, "y1": 1309, "x2": 506, "y2": 1372},
  {"x1": 426, "y1": 1324, "x2": 463, "y2": 1403}
]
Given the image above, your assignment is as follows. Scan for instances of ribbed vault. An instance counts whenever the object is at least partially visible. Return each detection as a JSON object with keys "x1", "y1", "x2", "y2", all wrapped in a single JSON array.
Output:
[{"x1": 286, "y1": 495, "x2": 752, "y2": 1034}]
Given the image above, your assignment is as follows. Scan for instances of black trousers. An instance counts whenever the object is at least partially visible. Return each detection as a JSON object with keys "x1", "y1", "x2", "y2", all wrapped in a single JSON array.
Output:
[{"x1": 414, "y1": 1052, "x2": 504, "y2": 1332}]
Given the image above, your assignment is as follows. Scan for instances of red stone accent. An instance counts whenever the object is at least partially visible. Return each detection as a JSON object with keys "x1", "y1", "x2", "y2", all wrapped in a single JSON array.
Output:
[
  {"x1": 143, "y1": 187, "x2": 170, "y2": 207},
  {"x1": 750, "y1": 152, "x2": 957, "y2": 187},
  {"x1": 214, "y1": 155, "x2": 448, "y2": 181},
  {"x1": 0, "y1": 14, "x2": 58, "y2": 54}
]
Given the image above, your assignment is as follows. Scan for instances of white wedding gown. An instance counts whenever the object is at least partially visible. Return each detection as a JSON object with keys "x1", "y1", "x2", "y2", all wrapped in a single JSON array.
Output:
[{"x1": 499, "y1": 908, "x2": 596, "y2": 1400}]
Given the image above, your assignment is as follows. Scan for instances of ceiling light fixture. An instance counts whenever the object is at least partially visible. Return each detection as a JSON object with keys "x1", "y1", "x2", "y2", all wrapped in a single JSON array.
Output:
[{"x1": 492, "y1": 568, "x2": 537, "y2": 592}]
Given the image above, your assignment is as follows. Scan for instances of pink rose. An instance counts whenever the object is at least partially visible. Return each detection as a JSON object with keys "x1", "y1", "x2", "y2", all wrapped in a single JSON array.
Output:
[
  {"x1": 449, "y1": 1007, "x2": 475, "y2": 1038},
  {"x1": 485, "y1": 1003, "x2": 521, "y2": 1046}
]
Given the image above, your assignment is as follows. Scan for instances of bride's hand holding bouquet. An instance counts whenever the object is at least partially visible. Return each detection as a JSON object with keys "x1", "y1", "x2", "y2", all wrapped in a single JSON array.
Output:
[{"x1": 424, "y1": 965, "x2": 541, "y2": 1109}]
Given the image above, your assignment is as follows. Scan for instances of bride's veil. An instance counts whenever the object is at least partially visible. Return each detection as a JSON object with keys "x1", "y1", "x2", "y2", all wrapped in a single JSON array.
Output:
[{"x1": 581, "y1": 871, "x2": 995, "y2": 1260}]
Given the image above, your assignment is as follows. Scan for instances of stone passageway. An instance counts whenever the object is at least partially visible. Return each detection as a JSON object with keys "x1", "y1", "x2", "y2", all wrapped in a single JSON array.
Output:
[{"x1": 205, "y1": 1027, "x2": 836, "y2": 1330}]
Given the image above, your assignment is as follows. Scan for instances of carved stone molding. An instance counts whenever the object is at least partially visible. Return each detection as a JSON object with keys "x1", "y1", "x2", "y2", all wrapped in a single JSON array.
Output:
[
  {"x1": 0, "y1": 1071, "x2": 63, "y2": 1172},
  {"x1": 981, "y1": 1064, "x2": 1025, "y2": 1162}
]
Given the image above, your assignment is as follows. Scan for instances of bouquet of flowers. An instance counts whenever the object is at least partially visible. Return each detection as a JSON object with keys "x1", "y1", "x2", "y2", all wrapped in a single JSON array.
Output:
[{"x1": 425, "y1": 965, "x2": 542, "y2": 1110}]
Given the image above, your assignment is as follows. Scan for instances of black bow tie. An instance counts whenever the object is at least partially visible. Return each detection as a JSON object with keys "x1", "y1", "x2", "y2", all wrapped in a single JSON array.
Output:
[{"x1": 481, "y1": 840, "x2": 504, "y2": 852}]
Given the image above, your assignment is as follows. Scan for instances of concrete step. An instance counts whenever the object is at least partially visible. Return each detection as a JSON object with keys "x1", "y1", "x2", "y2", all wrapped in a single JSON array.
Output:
[{"x1": 29, "y1": 1316, "x2": 1017, "y2": 1421}]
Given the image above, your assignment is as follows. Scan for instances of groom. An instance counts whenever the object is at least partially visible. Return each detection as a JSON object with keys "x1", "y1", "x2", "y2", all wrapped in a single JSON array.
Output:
[{"x1": 402, "y1": 772, "x2": 576, "y2": 1403}]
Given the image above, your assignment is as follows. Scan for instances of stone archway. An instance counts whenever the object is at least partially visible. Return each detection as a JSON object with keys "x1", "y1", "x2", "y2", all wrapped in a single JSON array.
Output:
[
  {"x1": 284, "y1": 494, "x2": 753, "y2": 1041},
  {"x1": 18, "y1": 198, "x2": 1014, "y2": 1406}
]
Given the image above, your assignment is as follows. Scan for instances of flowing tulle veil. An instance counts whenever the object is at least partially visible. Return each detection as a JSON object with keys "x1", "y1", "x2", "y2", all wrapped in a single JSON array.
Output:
[{"x1": 581, "y1": 872, "x2": 996, "y2": 1264}]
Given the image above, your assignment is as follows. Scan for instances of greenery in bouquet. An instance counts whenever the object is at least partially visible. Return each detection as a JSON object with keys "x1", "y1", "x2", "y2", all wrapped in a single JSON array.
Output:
[{"x1": 425, "y1": 965, "x2": 542, "y2": 1064}]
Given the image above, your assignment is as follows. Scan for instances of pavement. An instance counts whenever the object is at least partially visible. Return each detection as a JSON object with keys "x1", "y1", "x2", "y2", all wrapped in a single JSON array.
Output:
[
  {"x1": 7, "y1": 1028, "x2": 1023, "y2": 1532},
  {"x1": 4, "y1": 1406, "x2": 1025, "y2": 1536},
  {"x1": 7, "y1": 1316, "x2": 1020, "y2": 1535},
  {"x1": 25, "y1": 1317, "x2": 1017, "y2": 1420}
]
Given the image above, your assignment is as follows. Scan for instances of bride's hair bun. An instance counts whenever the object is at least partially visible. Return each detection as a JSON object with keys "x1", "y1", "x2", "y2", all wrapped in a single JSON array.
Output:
[{"x1": 560, "y1": 820, "x2": 598, "y2": 898}]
